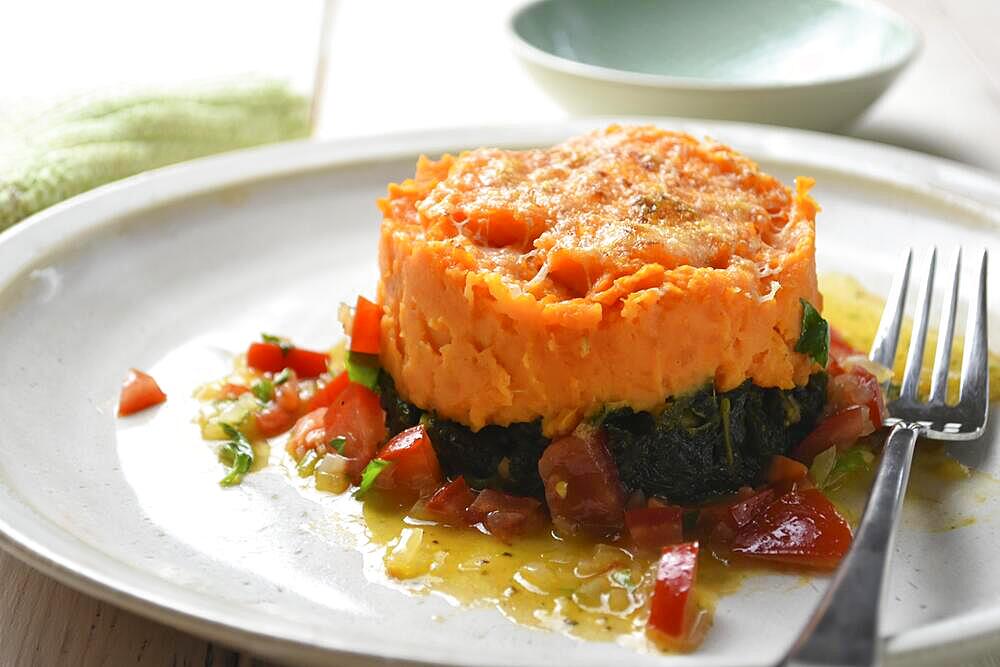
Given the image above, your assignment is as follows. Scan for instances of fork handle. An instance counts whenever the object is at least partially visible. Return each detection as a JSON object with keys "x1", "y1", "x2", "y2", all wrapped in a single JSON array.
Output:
[{"x1": 779, "y1": 423, "x2": 920, "y2": 667}]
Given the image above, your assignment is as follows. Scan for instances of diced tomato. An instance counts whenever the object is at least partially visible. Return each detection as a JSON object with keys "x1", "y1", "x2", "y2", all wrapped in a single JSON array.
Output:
[
  {"x1": 255, "y1": 405, "x2": 297, "y2": 438},
  {"x1": 350, "y1": 296, "x2": 382, "y2": 355},
  {"x1": 416, "y1": 476, "x2": 477, "y2": 525},
  {"x1": 467, "y1": 489, "x2": 544, "y2": 544},
  {"x1": 307, "y1": 371, "x2": 350, "y2": 411},
  {"x1": 792, "y1": 406, "x2": 875, "y2": 464},
  {"x1": 625, "y1": 506, "x2": 684, "y2": 552},
  {"x1": 247, "y1": 342, "x2": 286, "y2": 373},
  {"x1": 274, "y1": 378, "x2": 301, "y2": 413},
  {"x1": 766, "y1": 455, "x2": 808, "y2": 484},
  {"x1": 219, "y1": 383, "x2": 249, "y2": 399},
  {"x1": 697, "y1": 487, "x2": 776, "y2": 546},
  {"x1": 286, "y1": 407, "x2": 328, "y2": 459},
  {"x1": 118, "y1": 369, "x2": 167, "y2": 416},
  {"x1": 285, "y1": 347, "x2": 329, "y2": 378},
  {"x1": 323, "y1": 383, "x2": 387, "y2": 481},
  {"x1": 828, "y1": 367, "x2": 886, "y2": 427},
  {"x1": 538, "y1": 430, "x2": 626, "y2": 539},
  {"x1": 731, "y1": 488, "x2": 852, "y2": 570},
  {"x1": 373, "y1": 425, "x2": 443, "y2": 498},
  {"x1": 646, "y1": 542, "x2": 709, "y2": 652},
  {"x1": 246, "y1": 341, "x2": 329, "y2": 378}
]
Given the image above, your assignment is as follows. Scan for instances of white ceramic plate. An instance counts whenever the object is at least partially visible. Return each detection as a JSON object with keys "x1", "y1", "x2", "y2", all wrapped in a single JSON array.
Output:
[{"x1": 0, "y1": 120, "x2": 997, "y2": 667}]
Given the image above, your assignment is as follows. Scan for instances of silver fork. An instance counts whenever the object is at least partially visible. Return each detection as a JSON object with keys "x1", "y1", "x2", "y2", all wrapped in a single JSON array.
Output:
[{"x1": 778, "y1": 247, "x2": 990, "y2": 667}]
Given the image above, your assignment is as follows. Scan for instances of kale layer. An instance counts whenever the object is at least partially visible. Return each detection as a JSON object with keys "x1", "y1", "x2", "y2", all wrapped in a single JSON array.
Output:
[{"x1": 379, "y1": 371, "x2": 827, "y2": 503}]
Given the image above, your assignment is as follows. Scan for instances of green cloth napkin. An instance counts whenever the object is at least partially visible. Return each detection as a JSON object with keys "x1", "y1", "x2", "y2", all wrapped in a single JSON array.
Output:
[{"x1": 0, "y1": 78, "x2": 310, "y2": 230}]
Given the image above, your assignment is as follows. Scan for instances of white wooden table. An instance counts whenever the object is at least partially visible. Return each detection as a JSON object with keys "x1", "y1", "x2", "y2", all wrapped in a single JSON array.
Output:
[{"x1": 0, "y1": 0, "x2": 998, "y2": 664}]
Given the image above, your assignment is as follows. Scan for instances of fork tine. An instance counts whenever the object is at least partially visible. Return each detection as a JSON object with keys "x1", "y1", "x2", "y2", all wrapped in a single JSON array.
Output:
[
  {"x1": 959, "y1": 250, "x2": 990, "y2": 413},
  {"x1": 870, "y1": 249, "x2": 913, "y2": 369},
  {"x1": 900, "y1": 248, "x2": 937, "y2": 399},
  {"x1": 929, "y1": 249, "x2": 962, "y2": 403}
]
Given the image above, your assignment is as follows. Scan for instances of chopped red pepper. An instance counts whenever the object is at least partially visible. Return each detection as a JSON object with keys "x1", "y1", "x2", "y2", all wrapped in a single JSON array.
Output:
[
  {"x1": 350, "y1": 296, "x2": 382, "y2": 355},
  {"x1": 625, "y1": 506, "x2": 684, "y2": 553},
  {"x1": 646, "y1": 542, "x2": 709, "y2": 652},
  {"x1": 285, "y1": 347, "x2": 329, "y2": 378},
  {"x1": 118, "y1": 369, "x2": 167, "y2": 416},
  {"x1": 374, "y1": 425, "x2": 443, "y2": 498},
  {"x1": 307, "y1": 371, "x2": 350, "y2": 411},
  {"x1": 467, "y1": 489, "x2": 544, "y2": 544},
  {"x1": 731, "y1": 488, "x2": 852, "y2": 570},
  {"x1": 538, "y1": 430, "x2": 625, "y2": 539}
]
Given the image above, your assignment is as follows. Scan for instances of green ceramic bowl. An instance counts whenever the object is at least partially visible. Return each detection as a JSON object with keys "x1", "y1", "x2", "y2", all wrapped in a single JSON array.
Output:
[{"x1": 509, "y1": 0, "x2": 920, "y2": 130}]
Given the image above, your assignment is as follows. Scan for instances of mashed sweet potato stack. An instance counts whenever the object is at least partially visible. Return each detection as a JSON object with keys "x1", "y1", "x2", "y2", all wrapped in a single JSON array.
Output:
[{"x1": 377, "y1": 125, "x2": 821, "y2": 436}]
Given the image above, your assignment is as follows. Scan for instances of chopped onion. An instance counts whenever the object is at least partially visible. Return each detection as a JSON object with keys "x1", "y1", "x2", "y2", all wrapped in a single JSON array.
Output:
[
  {"x1": 809, "y1": 446, "x2": 837, "y2": 488},
  {"x1": 840, "y1": 354, "x2": 894, "y2": 383},
  {"x1": 384, "y1": 527, "x2": 430, "y2": 579},
  {"x1": 314, "y1": 453, "x2": 350, "y2": 494}
]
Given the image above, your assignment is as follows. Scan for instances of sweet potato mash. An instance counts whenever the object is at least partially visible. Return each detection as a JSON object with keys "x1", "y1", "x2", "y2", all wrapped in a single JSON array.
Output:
[{"x1": 378, "y1": 125, "x2": 821, "y2": 435}]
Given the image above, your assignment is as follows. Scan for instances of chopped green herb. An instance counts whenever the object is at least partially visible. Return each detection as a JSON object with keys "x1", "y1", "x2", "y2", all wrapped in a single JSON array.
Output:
[
  {"x1": 273, "y1": 368, "x2": 292, "y2": 385},
  {"x1": 297, "y1": 450, "x2": 319, "y2": 477},
  {"x1": 261, "y1": 333, "x2": 293, "y2": 354},
  {"x1": 826, "y1": 447, "x2": 874, "y2": 488},
  {"x1": 219, "y1": 423, "x2": 254, "y2": 486},
  {"x1": 354, "y1": 458, "x2": 391, "y2": 498},
  {"x1": 610, "y1": 569, "x2": 636, "y2": 591},
  {"x1": 251, "y1": 378, "x2": 274, "y2": 403},
  {"x1": 796, "y1": 299, "x2": 830, "y2": 367},
  {"x1": 328, "y1": 436, "x2": 347, "y2": 454},
  {"x1": 346, "y1": 351, "x2": 380, "y2": 390}
]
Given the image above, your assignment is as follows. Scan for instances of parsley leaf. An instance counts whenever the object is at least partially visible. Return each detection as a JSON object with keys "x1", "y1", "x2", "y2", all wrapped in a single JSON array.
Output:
[
  {"x1": 346, "y1": 351, "x2": 380, "y2": 390},
  {"x1": 251, "y1": 378, "x2": 274, "y2": 402},
  {"x1": 261, "y1": 333, "x2": 293, "y2": 354},
  {"x1": 796, "y1": 299, "x2": 830, "y2": 367},
  {"x1": 219, "y1": 423, "x2": 254, "y2": 486},
  {"x1": 328, "y1": 436, "x2": 347, "y2": 454},
  {"x1": 353, "y1": 458, "x2": 391, "y2": 498}
]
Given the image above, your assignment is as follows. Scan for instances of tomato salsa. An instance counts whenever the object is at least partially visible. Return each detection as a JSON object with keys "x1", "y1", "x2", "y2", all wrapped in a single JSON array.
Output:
[{"x1": 192, "y1": 288, "x2": 899, "y2": 653}]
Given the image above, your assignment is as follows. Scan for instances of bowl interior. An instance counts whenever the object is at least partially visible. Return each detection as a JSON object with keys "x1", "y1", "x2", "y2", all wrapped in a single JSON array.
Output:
[{"x1": 512, "y1": 0, "x2": 918, "y2": 85}]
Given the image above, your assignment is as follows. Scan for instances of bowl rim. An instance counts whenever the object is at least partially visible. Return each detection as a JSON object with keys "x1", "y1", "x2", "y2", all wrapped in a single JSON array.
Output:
[{"x1": 507, "y1": 0, "x2": 922, "y2": 92}]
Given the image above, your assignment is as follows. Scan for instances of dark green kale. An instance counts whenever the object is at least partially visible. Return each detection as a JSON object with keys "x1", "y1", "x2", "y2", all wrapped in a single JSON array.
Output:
[
  {"x1": 602, "y1": 374, "x2": 827, "y2": 503},
  {"x1": 378, "y1": 369, "x2": 827, "y2": 504},
  {"x1": 378, "y1": 371, "x2": 547, "y2": 497}
]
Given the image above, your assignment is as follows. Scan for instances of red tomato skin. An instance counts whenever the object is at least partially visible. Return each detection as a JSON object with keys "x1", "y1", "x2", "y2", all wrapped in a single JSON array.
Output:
[
  {"x1": 418, "y1": 476, "x2": 477, "y2": 525},
  {"x1": 538, "y1": 430, "x2": 626, "y2": 539},
  {"x1": 767, "y1": 455, "x2": 809, "y2": 484},
  {"x1": 307, "y1": 371, "x2": 350, "y2": 411},
  {"x1": 255, "y1": 405, "x2": 297, "y2": 438},
  {"x1": 323, "y1": 383, "x2": 387, "y2": 481},
  {"x1": 286, "y1": 348, "x2": 328, "y2": 378},
  {"x1": 118, "y1": 369, "x2": 167, "y2": 416},
  {"x1": 731, "y1": 489, "x2": 852, "y2": 570},
  {"x1": 829, "y1": 326, "x2": 860, "y2": 364},
  {"x1": 646, "y1": 542, "x2": 702, "y2": 649},
  {"x1": 247, "y1": 342, "x2": 285, "y2": 373},
  {"x1": 374, "y1": 425, "x2": 443, "y2": 497},
  {"x1": 468, "y1": 489, "x2": 544, "y2": 544},
  {"x1": 286, "y1": 407, "x2": 328, "y2": 458},
  {"x1": 350, "y1": 296, "x2": 382, "y2": 355},
  {"x1": 792, "y1": 406, "x2": 874, "y2": 464},
  {"x1": 625, "y1": 506, "x2": 684, "y2": 552}
]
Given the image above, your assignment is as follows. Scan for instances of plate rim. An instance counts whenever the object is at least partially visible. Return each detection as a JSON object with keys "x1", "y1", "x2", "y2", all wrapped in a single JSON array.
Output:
[{"x1": 1, "y1": 117, "x2": 999, "y2": 666}]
